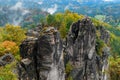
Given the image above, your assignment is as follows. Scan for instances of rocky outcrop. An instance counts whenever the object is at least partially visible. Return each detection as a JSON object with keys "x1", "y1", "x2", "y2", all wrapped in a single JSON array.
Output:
[
  {"x1": 18, "y1": 38, "x2": 38, "y2": 80},
  {"x1": 18, "y1": 27, "x2": 65, "y2": 80},
  {"x1": 64, "y1": 18, "x2": 110, "y2": 80},
  {"x1": 18, "y1": 17, "x2": 110, "y2": 80},
  {"x1": 98, "y1": 26, "x2": 110, "y2": 80},
  {"x1": 97, "y1": 26, "x2": 110, "y2": 44},
  {"x1": 26, "y1": 24, "x2": 43, "y2": 38},
  {"x1": 0, "y1": 53, "x2": 14, "y2": 66},
  {"x1": 65, "y1": 18, "x2": 97, "y2": 80}
]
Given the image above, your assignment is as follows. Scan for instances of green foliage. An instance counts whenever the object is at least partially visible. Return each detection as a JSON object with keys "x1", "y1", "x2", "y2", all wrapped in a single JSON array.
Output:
[
  {"x1": 95, "y1": 15, "x2": 106, "y2": 22},
  {"x1": 96, "y1": 38, "x2": 106, "y2": 56},
  {"x1": 66, "y1": 76, "x2": 73, "y2": 80},
  {"x1": 65, "y1": 61, "x2": 73, "y2": 80},
  {"x1": 0, "y1": 28, "x2": 5, "y2": 42},
  {"x1": 88, "y1": 17, "x2": 120, "y2": 56},
  {"x1": 0, "y1": 24, "x2": 25, "y2": 79},
  {"x1": 65, "y1": 62, "x2": 73, "y2": 74},
  {"x1": 46, "y1": 11, "x2": 114, "y2": 39},
  {"x1": 0, "y1": 61, "x2": 18, "y2": 80},
  {"x1": 46, "y1": 10, "x2": 84, "y2": 38},
  {"x1": 91, "y1": 18, "x2": 112, "y2": 28},
  {"x1": 96, "y1": 30, "x2": 106, "y2": 56},
  {"x1": 109, "y1": 56, "x2": 120, "y2": 80},
  {"x1": 59, "y1": 23, "x2": 67, "y2": 38},
  {"x1": 109, "y1": 33, "x2": 120, "y2": 55},
  {"x1": 46, "y1": 14, "x2": 55, "y2": 26},
  {"x1": 0, "y1": 24, "x2": 26, "y2": 57},
  {"x1": 1, "y1": 24, "x2": 26, "y2": 45}
]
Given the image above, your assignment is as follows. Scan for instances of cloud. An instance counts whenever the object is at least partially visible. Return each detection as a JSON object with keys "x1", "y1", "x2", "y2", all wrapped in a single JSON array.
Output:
[
  {"x1": 38, "y1": 1, "x2": 43, "y2": 5},
  {"x1": 64, "y1": 3, "x2": 73, "y2": 10},
  {"x1": 13, "y1": 17, "x2": 23, "y2": 26},
  {"x1": 9, "y1": 1, "x2": 30, "y2": 25},
  {"x1": 65, "y1": 5, "x2": 69, "y2": 10},
  {"x1": 10, "y1": 2, "x2": 23, "y2": 10},
  {"x1": 10, "y1": 1, "x2": 29, "y2": 15},
  {"x1": 22, "y1": 9, "x2": 30, "y2": 15},
  {"x1": 47, "y1": 4, "x2": 58, "y2": 14},
  {"x1": 0, "y1": 7, "x2": 2, "y2": 11}
]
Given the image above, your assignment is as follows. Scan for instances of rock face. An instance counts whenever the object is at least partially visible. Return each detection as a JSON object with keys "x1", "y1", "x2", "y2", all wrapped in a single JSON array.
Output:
[
  {"x1": 0, "y1": 53, "x2": 14, "y2": 66},
  {"x1": 37, "y1": 28, "x2": 65, "y2": 80},
  {"x1": 18, "y1": 18, "x2": 110, "y2": 80},
  {"x1": 18, "y1": 38, "x2": 38, "y2": 80},
  {"x1": 97, "y1": 26, "x2": 110, "y2": 80},
  {"x1": 65, "y1": 18, "x2": 97, "y2": 80},
  {"x1": 64, "y1": 18, "x2": 110, "y2": 80},
  {"x1": 98, "y1": 26, "x2": 110, "y2": 44},
  {"x1": 18, "y1": 27, "x2": 65, "y2": 80}
]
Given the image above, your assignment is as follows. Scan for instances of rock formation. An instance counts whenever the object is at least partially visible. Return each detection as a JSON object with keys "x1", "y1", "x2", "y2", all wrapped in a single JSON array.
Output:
[
  {"x1": 18, "y1": 18, "x2": 110, "y2": 80},
  {"x1": 0, "y1": 53, "x2": 14, "y2": 66},
  {"x1": 18, "y1": 27, "x2": 65, "y2": 80},
  {"x1": 64, "y1": 18, "x2": 97, "y2": 80},
  {"x1": 64, "y1": 18, "x2": 110, "y2": 80}
]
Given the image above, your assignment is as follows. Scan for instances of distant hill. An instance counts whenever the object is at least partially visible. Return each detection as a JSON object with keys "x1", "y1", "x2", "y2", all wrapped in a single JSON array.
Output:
[
  {"x1": 0, "y1": 0, "x2": 120, "y2": 27},
  {"x1": 0, "y1": 2, "x2": 48, "y2": 27}
]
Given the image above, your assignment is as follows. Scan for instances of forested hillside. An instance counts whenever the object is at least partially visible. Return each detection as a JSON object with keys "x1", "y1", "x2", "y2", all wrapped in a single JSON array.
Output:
[
  {"x1": 0, "y1": 11, "x2": 120, "y2": 80},
  {"x1": 0, "y1": 0, "x2": 120, "y2": 80}
]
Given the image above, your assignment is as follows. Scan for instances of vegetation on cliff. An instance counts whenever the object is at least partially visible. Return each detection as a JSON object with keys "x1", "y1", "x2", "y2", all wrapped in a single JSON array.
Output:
[
  {"x1": 0, "y1": 24, "x2": 26, "y2": 80},
  {"x1": 0, "y1": 11, "x2": 120, "y2": 80},
  {"x1": 46, "y1": 11, "x2": 120, "y2": 80}
]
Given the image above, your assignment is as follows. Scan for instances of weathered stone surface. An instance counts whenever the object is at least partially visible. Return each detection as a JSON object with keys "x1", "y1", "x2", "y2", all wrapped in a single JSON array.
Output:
[
  {"x1": 26, "y1": 24, "x2": 43, "y2": 38},
  {"x1": 18, "y1": 37, "x2": 38, "y2": 80},
  {"x1": 65, "y1": 18, "x2": 97, "y2": 80},
  {"x1": 18, "y1": 27, "x2": 65, "y2": 80},
  {"x1": 65, "y1": 17, "x2": 110, "y2": 80},
  {"x1": 0, "y1": 53, "x2": 14, "y2": 66},
  {"x1": 18, "y1": 18, "x2": 110, "y2": 80},
  {"x1": 37, "y1": 27, "x2": 65, "y2": 80},
  {"x1": 96, "y1": 26, "x2": 110, "y2": 80},
  {"x1": 98, "y1": 26, "x2": 110, "y2": 44}
]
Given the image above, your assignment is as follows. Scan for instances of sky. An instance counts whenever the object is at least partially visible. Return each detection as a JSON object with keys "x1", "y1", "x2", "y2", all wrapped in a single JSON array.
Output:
[{"x1": 104, "y1": 0, "x2": 114, "y2": 1}]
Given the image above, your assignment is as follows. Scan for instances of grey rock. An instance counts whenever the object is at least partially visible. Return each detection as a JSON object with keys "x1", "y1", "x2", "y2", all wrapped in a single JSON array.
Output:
[
  {"x1": 21, "y1": 58, "x2": 32, "y2": 65},
  {"x1": 26, "y1": 24, "x2": 43, "y2": 38},
  {"x1": 18, "y1": 27, "x2": 65, "y2": 80},
  {"x1": 18, "y1": 18, "x2": 110, "y2": 80},
  {"x1": 0, "y1": 53, "x2": 14, "y2": 66},
  {"x1": 65, "y1": 17, "x2": 110, "y2": 80},
  {"x1": 98, "y1": 26, "x2": 110, "y2": 44}
]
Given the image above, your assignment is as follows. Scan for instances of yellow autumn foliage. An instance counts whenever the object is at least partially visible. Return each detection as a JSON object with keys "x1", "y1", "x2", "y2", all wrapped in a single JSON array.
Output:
[
  {"x1": 0, "y1": 41, "x2": 19, "y2": 56},
  {"x1": 2, "y1": 24, "x2": 26, "y2": 45}
]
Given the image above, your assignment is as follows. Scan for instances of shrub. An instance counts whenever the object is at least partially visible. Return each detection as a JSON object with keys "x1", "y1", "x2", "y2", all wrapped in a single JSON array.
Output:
[
  {"x1": 0, "y1": 41, "x2": 19, "y2": 56},
  {"x1": 2, "y1": 24, "x2": 26, "y2": 45},
  {"x1": 65, "y1": 62, "x2": 73, "y2": 80},
  {"x1": 65, "y1": 62, "x2": 73, "y2": 74},
  {"x1": 96, "y1": 38, "x2": 106, "y2": 56},
  {"x1": 0, "y1": 61, "x2": 18, "y2": 80},
  {"x1": 109, "y1": 56, "x2": 120, "y2": 80}
]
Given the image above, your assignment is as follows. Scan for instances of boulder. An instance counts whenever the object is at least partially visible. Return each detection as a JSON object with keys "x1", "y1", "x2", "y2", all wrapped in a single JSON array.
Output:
[{"x1": 0, "y1": 53, "x2": 14, "y2": 66}]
